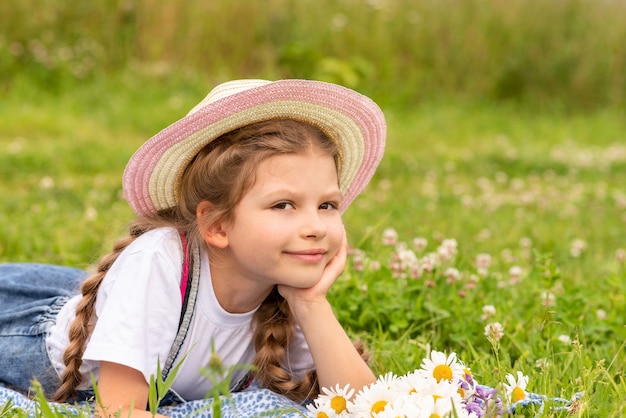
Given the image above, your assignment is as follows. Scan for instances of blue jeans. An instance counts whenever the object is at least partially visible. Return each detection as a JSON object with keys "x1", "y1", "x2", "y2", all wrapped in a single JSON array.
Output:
[
  {"x1": 0, "y1": 263, "x2": 87, "y2": 398},
  {"x1": 0, "y1": 263, "x2": 187, "y2": 407}
]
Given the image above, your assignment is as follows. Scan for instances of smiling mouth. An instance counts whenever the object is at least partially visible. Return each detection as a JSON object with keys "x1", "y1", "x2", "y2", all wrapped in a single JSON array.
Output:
[{"x1": 284, "y1": 250, "x2": 327, "y2": 263}]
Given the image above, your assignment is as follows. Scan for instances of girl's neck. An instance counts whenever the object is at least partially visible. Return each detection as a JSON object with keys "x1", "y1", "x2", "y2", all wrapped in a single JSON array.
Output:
[{"x1": 208, "y1": 259, "x2": 273, "y2": 314}]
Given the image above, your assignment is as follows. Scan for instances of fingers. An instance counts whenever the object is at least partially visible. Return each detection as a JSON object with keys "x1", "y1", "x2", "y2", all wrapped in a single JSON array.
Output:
[{"x1": 322, "y1": 227, "x2": 348, "y2": 280}]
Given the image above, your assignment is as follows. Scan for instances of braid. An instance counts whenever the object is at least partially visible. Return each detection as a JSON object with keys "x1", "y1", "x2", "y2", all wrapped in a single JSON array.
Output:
[
  {"x1": 252, "y1": 288, "x2": 371, "y2": 403},
  {"x1": 52, "y1": 221, "x2": 156, "y2": 402},
  {"x1": 252, "y1": 287, "x2": 319, "y2": 403}
]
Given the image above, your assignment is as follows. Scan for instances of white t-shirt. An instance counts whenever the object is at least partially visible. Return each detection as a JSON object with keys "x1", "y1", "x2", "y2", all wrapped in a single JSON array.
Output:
[{"x1": 47, "y1": 227, "x2": 314, "y2": 400}]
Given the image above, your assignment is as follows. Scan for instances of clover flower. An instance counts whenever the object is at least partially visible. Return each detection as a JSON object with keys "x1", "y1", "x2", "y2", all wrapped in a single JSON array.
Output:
[
  {"x1": 484, "y1": 322, "x2": 504, "y2": 343},
  {"x1": 508, "y1": 265, "x2": 523, "y2": 284},
  {"x1": 445, "y1": 267, "x2": 461, "y2": 283},
  {"x1": 475, "y1": 253, "x2": 492, "y2": 276},
  {"x1": 413, "y1": 237, "x2": 428, "y2": 252},
  {"x1": 475, "y1": 253, "x2": 492, "y2": 269},
  {"x1": 569, "y1": 239, "x2": 587, "y2": 257},
  {"x1": 481, "y1": 305, "x2": 496, "y2": 321},
  {"x1": 382, "y1": 228, "x2": 399, "y2": 245},
  {"x1": 420, "y1": 252, "x2": 440, "y2": 273},
  {"x1": 389, "y1": 248, "x2": 419, "y2": 279},
  {"x1": 540, "y1": 291, "x2": 556, "y2": 307},
  {"x1": 351, "y1": 249, "x2": 366, "y2": 271},
  {"x1": 437, "y1": 238, "x2": 458, "y2": 261}
]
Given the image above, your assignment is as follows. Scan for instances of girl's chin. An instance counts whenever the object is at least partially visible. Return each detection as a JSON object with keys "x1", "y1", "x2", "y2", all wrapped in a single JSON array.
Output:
[{"x1": 277, "y1": 276, "x2": 321, "y2": 289}]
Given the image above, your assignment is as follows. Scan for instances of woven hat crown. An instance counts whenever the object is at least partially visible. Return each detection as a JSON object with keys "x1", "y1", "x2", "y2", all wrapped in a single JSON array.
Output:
[{"x1": 187, "y1": 79, "x2": 273, "y2": 114}]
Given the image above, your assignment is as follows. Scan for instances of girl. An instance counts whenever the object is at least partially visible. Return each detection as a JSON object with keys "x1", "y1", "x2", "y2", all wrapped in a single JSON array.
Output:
[{"x1": 0, "y1": 79, "x2": 386, "y2": 417}]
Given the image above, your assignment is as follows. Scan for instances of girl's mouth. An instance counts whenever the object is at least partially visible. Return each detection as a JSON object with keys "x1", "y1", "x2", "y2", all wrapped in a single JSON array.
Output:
[{"x1": 284, "y1": 249, "x2": 326, "y2": 263}]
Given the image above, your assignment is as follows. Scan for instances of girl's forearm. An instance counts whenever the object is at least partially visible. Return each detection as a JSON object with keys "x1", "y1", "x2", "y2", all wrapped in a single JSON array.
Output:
[{"x1": 292, "y1": 298, "x2": 375, "y2": 393}]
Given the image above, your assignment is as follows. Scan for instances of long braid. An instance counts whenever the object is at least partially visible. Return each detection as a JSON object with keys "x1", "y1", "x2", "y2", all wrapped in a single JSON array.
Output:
[
  {"x1": 252, "y1": 287, "x2": 319, "y2": 403},
  {"x1": 52, "y1": 223, "x2": 151, "y2": 402},
  {"x1": 251, "y1": 288, "x2": 370, "y2": 403}
]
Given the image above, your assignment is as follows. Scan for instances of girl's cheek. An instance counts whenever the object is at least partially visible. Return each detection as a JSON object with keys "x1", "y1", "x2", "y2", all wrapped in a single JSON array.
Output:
[{"x1": 331, "y1": 222, "x2": 345, "y2": 248}]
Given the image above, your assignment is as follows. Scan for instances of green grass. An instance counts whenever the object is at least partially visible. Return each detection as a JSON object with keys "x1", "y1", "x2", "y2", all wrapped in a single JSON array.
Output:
[{"x1": 1, "y1": 71, "x2": 625, "y2": 416}]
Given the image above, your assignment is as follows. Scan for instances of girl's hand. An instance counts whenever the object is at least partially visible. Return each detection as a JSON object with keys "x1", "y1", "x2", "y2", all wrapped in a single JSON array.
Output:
[
  {"x1": 276, "y1": 228, "x2": 376, "y2": 392},
  {"x1": 277, "y1": 228, "x2": 347, "y2": 306}
]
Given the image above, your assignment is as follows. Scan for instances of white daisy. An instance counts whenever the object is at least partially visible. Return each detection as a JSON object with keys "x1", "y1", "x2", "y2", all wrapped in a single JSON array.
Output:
[
  {"x1": 426, "y1": 378, "x2": 464, "y2": 408},
  {"x1": 395, "y1": 370, "x2": 430, "y2": 397},
  {"x1": 376, "y1": 372, "x2": 400, "y2": 390},
  {"x1": 376, "y1": 395, "x2": 424, "y2": 417},
  {"x1": 420, "y1": 351, "x2": 465, "y2": 384},
  {"x1": 418, "y1": 393, "x2": 470, "y2": 418},
  {"x1": 350, "y1": 380, "x2": 400, "y2": 417},
  {"x1": 313, "y1": 383, "x2": 355, "y2": 416},
  {"x1": 503, "y1": 371, "x2": 529, "y2": 403},
  {"x1": 306, "y1": 401, "x2": 341, "y2": 418}
]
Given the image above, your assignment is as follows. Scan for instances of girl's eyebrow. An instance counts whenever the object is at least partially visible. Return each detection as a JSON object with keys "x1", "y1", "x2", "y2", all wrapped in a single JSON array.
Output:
[
  {"x1": 263, "y1": 188, "x2": 341, "y2": 201},
  {"x1": 262, "y1": 189, "x2": 297, "y2": 198}
]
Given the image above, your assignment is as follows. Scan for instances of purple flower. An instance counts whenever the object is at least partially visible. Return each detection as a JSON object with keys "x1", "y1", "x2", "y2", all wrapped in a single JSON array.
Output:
[{"x1": 465, "y1": 400, "x2": 485, "y2": 417}]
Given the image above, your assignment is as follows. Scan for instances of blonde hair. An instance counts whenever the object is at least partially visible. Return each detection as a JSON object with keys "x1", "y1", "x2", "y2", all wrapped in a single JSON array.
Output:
[{"x1": 54, "y1": 119, "x2": 366, "y2": 403}]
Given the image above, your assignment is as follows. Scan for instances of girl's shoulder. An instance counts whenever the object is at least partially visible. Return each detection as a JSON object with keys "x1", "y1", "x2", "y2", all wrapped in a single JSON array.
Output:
[
  {"x1": 108, "y1": 227, "x2": 185, "y2": 280},
  {"x1": 136, "y1": 225, "x2": 180, "y2": 241},
  {"x1": 127, "y1": 226, "x2": 182, "y2": 255}
]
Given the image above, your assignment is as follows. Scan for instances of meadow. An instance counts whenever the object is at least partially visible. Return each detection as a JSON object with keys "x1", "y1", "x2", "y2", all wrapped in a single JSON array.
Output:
[{"x1": 1, "y1": 0, "x2": 625, "y2": 416}]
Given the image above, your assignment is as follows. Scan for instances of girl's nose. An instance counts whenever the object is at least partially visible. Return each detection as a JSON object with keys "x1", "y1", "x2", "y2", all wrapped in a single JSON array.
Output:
[{"x1": 301, "y1": 210, "x2": 328, "y2": 239}]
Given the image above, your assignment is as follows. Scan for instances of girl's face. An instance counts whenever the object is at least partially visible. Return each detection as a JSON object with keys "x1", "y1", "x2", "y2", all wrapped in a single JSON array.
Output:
[{"x1": 217, "y1": 146, "x2": 344, "y2": 290}]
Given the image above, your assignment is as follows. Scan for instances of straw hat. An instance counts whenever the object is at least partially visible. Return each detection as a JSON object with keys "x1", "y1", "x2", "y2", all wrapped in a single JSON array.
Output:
[{"x1": 123, "y1": 79, "x2": 386, "y2": 216}]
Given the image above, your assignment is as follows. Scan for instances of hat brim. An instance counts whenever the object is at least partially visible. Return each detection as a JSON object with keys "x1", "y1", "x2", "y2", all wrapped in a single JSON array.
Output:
[{"x1": 123, "y1": 79, "x2": 386, "y2": 216}]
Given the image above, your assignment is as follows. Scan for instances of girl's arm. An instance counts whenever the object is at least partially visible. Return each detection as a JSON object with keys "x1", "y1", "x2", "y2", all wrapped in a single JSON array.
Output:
[
  {"x1": 278, "y1": 232, "x2": 376, "y2": 393},
  {"x1": 96, "y1": 361, "x2": 168, "y2": 418}
]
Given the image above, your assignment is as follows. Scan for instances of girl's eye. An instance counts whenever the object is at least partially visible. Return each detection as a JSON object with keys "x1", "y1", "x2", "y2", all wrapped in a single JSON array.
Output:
[
  {"x1": 319, "y1": 202, "x2": 338, "y2": 210},
  {"x1": 273, "y1": 201, "x2": 295, "y2": 210}
]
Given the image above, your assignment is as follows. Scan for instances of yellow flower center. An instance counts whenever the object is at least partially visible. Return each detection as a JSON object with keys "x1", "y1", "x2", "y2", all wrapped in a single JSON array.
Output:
[
  {"x1": 330, "y1": 396, "x2": 347, "y2": 413},
  {"x1": 371, "y1": 400, "x2": 388, "y2": 415},
  {"x1": 409, "y1": 388, "x2": 417, "y2": 395},
  {"x1": 429, "y1": 414, "x2": 441, "y2": 418},
  {"x1": 433, "y1": 364, "x2": 453, "y2": 382},
  {"x1": 316, "y1": 413, "x2": 329, "y2": 418},
  {"x1": 512, "y1": 387, "x2": 525, "y2": 402},
  {"x1": 457, "y1": 387, "x2": 465, "y2": 398}
]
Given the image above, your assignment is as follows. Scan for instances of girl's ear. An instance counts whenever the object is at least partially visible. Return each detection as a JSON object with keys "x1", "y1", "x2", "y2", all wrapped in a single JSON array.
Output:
[{"x1": 197, "y1": 201, "x2": 229, "y2": 248}]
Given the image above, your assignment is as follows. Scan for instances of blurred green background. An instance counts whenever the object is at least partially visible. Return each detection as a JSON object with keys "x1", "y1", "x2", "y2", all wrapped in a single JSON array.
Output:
[{"x1": 2, "y1": 0, "x2": 625, "y2": 109}]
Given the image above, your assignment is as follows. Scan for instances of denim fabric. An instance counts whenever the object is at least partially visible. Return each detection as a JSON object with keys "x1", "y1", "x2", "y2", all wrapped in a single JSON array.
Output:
[{"x1": 0, "y1": 263, "x2": 87, "y2": 397}]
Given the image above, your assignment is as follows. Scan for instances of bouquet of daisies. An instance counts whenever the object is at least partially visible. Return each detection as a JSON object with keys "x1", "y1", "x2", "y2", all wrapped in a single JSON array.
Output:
[{"x1": 307, "y1": 351, "x2": 528, "y2": 418}]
